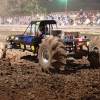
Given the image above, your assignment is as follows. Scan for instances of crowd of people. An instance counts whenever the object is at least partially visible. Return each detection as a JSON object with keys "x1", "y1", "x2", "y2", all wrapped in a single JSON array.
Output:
[
  {"x1": 0, "y1": 9, "x2": 100, "y2": 26},
  {"x1": 0, "y1": 16, "x2": 31, "y2": 25},
  {"x1": 47, "y1": 9, "x2": 100, "y2": 26}
]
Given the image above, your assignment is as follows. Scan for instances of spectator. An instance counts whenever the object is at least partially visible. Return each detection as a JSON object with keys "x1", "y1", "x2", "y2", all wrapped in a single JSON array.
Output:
[
  {"x1": 79, "y1": 9, "x2": 84, "y2": 23},
  {"x1": 84, "y1": 18, "x2": 90, "y2": 25},
  {"x1": 96, "y1": 11, "x2": 100, "y2": 19},
  {"x1": 97, "y1": 18, "x2": 100, "y2": 25},
  {"x1": 79, "y1": 9, "x2": 84, "y2": 17}
]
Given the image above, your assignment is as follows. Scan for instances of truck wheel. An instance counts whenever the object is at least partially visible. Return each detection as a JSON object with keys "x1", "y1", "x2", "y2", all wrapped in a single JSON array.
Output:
[
  {"x1": 88, "y1": 36, "x2": 100, "y2": 68},
  {"x1": 38, "y1": 37, "x2": 66, "y2": 73},
  {"x1": 0, "y1": 42, "x2": 6, "y2": 59}
]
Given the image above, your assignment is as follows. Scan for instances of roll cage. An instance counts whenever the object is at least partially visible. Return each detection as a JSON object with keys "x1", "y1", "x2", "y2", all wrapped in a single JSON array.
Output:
[{"x1": 23, "y1": 20, "x2": 57, "y2": 36}]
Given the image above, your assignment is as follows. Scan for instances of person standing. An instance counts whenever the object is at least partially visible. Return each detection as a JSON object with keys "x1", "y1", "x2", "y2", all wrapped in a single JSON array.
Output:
[
  {"x1": 79, "y1": 9, "x2": 83, "y2": 17},
  {"x1": 79, "y1": 9, "x2": 84, "y2": 24}
]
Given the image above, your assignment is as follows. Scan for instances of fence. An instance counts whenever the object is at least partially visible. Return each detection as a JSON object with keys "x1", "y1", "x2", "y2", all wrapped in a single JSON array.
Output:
[{"x1": 0, "y1": 25, "x2": 100, "y2": 33}]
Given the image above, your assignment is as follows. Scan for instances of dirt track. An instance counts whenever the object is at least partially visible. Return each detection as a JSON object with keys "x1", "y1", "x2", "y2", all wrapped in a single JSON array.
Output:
[{"x1": 0, "y1": 31, "x2": 100, "y2": 100}]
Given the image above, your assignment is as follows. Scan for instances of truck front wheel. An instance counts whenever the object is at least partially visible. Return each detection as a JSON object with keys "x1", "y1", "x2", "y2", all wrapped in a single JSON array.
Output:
[{"x1": 38, "y1": 37, "x2": 66, "y2": 73}]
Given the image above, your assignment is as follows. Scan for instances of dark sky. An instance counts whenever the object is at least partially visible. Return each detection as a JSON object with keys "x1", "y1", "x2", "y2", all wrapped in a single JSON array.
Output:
[{"x1": 39, "y1": 0, "x2": 100, "y2": 13}]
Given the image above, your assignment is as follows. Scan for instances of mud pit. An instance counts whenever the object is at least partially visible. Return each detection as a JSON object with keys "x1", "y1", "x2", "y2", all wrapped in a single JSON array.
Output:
[{"x1": 0, "y1": 31, "x2": 100, "y2": 100}]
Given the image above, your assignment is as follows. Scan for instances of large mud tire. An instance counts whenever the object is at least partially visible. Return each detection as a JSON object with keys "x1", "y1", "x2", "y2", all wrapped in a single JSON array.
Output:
[
  {"x1": 38, "y1": 37, "x2": 66, "y2": 73},
  {"x1": 0, "y1": 42, "x2": 6, "y2": 59},
  {"x1": 88, "y1": 36, "x2": 100, "y2": 68}
]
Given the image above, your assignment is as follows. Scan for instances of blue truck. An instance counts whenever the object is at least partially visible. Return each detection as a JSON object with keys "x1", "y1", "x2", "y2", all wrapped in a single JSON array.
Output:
[{"x1": 0, "y1": 20, "x2": 99, "y2": 73}]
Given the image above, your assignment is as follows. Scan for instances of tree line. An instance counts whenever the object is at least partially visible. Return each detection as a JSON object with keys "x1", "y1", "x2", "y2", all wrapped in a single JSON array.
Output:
[{"x1": 0, "y1": 0, "x2": 48, "y2": 16}]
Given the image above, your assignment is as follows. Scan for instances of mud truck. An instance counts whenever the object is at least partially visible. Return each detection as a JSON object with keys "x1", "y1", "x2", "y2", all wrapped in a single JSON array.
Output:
[{"x1": 0, "y1": 20, "x2": 99, "y2": 72}]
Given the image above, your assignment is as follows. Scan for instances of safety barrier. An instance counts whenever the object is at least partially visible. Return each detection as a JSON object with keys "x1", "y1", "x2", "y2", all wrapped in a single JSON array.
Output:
[{"x1": 0, "y1": 24, "x2": 100, "y2": 32}]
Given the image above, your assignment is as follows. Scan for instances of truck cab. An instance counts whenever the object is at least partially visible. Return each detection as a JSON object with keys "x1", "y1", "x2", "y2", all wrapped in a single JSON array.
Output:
[{"x1": 6, "y1": 20, "x2": 57, "y2": 53}]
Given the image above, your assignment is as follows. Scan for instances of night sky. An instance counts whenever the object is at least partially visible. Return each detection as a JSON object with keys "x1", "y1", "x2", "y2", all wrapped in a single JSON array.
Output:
[{"x1": 39, "y1": 0, "x2": 100, "y2": 13}]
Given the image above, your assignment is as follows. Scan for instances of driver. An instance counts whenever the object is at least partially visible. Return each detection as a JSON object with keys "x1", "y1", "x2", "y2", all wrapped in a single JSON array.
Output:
[
  {"x1": 37, "y1": 25, "x2": 45, "y2": 36},
  {"x1": 39, "y1": 25, "x2": 45, "y2": 33}
]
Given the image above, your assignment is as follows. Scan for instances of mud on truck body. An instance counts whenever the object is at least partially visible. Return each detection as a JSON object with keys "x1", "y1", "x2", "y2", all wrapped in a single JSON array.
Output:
[{"x1": 0, "y1": 20, "x2": 99, "y2": 73}]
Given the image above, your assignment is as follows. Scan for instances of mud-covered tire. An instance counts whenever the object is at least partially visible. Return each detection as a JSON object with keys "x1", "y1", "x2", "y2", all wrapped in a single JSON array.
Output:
[
  {"x1": 0, "y1": 42, "x2": 6, "y2": 59},
  {"x1": 38, "y1": 37, "x2": 66, "y2": 73},
  {"x1": 88, "y1": 36, "x2": 100, "y2": 68}
]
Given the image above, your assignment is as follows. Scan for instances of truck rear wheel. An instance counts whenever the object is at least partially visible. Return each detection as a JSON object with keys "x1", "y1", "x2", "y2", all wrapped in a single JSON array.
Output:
[
  {"x1": 38, "y1": 37, "x2": 66, "y2": 73},
  {"x1": 88, "y1": 36, "x2": 100, "y2": 68},
  {"x1": 0, "y1": 42, "x2": 6, "y2": 59}
]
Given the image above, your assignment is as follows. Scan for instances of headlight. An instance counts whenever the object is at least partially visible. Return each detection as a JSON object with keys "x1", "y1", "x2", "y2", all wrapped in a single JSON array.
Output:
[
  {"x1": 87, "y1": 42, "x2": 89, "y2": 46},
  {"x1": 15, "y1": 37, "x2": 19, "y2": 40},
  {"x1": 6, "y1": 36, "x2": 9, "y2": 41}
]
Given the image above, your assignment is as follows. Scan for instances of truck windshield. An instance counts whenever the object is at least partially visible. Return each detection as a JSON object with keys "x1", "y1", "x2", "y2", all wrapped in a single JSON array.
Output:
[{"x1": 23, "y1": 23, "x2": 40, "y2": 36}]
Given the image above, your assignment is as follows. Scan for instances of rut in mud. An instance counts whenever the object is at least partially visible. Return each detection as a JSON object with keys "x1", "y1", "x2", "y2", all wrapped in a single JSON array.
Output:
[{"x1": 0, "y1": 49, "x2": 100, "y2": 100}]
